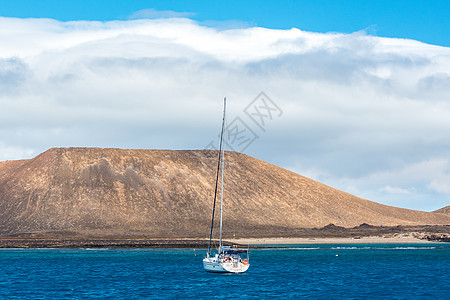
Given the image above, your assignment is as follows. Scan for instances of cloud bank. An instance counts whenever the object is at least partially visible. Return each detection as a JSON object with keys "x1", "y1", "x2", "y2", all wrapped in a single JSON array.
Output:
[{"x1": 1, "y1": 16, "x2": 449, "y2": 211}]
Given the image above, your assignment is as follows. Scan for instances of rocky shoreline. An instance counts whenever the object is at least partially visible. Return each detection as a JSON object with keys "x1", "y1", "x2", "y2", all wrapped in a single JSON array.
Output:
[
  {"x1": 0, "y1": 238, "x2": 215, "y2": 249},
  {"x1": 423, "y1": 234, "x2": 450, "y2": 243}
]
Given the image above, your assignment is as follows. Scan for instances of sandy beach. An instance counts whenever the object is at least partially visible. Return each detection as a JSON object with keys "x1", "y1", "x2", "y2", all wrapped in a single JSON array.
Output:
[{"x1": 229, "y1": 235, "x2": 437, "y2": 245}]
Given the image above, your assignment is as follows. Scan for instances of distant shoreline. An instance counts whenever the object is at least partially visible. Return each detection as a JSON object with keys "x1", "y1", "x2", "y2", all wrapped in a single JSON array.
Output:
[
  {"x1": 1, "y1": 224, "x2": 449, "y2": 248},
  {"x1": 0, "y1": 235, "x2": 448, "y2": 249}
]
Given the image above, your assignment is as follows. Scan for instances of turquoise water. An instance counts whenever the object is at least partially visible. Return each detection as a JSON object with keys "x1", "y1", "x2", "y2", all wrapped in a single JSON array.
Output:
[{"x1": 0, "y1": 244, "x2": 449, "y2": 299}]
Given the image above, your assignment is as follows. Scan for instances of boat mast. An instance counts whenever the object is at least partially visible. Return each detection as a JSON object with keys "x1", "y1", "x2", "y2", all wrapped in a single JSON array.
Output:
[
  {"x1": 219, "y1": 98, "x2": 226, "y2": 249},
  {"x1": 207, "y1": 97, "x2": 226, "y2": 256}
]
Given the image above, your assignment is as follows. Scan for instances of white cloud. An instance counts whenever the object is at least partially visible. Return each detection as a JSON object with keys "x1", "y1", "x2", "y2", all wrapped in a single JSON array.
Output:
[
  {"x1": 310, "y1": 159, "x2": 450, "y2": 211},
  {"x1": 0, "y1": 17, "x2": 450, "y2": 211},
  {"x1": 380, "y1": 185, "x2": 412, "y2": 195},
  {"x1": 0, "y1": 141, "x2": 34, "y2": 162}
]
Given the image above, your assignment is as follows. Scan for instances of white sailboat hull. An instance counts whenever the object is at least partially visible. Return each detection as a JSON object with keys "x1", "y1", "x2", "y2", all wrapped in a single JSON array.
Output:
[
  {"x1": 203, "y1": 258, "x2": 228, "y2": 273},
  {"x1": 203, "y1": 256, "x2": 250, "y2": 273},
  {"x1": 221, "y1": 261, "x2": 250, "y2": 273}
]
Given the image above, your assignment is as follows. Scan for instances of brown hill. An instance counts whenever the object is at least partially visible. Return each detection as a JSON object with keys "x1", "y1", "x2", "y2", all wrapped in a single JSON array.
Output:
[
  {"x1": 434, "y1": 206, "x2": 450, "y2": 214},
  {"x1": 0, "y1": 148, "x2": 449, "y2": 238}
]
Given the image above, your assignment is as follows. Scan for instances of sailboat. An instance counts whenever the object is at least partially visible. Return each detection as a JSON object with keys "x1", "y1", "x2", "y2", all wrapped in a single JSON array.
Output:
[{"x1": 203, "y1": 98, "x2": 250, "y2": 273}]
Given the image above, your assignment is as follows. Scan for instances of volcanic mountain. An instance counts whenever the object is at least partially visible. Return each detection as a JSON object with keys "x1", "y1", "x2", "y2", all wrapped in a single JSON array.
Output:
[{"x1": 0, "y1": 148, "x2": 449, "y2": 238}]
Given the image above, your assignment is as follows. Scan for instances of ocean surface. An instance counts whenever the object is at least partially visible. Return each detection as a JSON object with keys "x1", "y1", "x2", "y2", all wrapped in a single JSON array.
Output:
[{"x1": 0, "y1": 244, "x2": 449, "y2": 299}]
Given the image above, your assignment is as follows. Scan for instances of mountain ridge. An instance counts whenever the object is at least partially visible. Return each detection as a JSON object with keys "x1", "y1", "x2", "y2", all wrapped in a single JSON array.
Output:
[{"x1": 434, "y1": 206, "x2": 450, "y2": 214}]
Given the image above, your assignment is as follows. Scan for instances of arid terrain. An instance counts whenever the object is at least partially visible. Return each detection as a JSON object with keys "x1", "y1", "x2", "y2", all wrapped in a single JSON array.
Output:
[{"x1": 0, "y1": 148, "x2": 449, "y2": 247}]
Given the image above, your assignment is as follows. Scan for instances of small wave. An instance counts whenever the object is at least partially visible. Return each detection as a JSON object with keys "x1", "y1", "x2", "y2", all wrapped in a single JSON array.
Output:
[
  {"x1": 256, "y1": 247, "x2": 321, "y2": 250},
  {"x1": 385, "y1": 247, "x2": 436, "y2": 250},
  {"x1": 331, "y1": 247, "x2": 369, "y2": 250},
  {"x1": 0, "y1": 248, "x2": 28, "y2": 250},
  {"x1": 81, "y1": 248, "x2": 112, "y2": 251},
  {"x1": 330, "y1": 246, "x2": 436, "y2": 250},
  {"x1": 282, "y1": 247, "x2": 321, "y2": 250}
]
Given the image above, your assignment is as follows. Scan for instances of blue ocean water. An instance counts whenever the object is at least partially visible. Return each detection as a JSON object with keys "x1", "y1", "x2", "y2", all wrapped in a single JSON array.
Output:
[{"x1": 0, "y1": 244, "x2": 449, "y2": 299}]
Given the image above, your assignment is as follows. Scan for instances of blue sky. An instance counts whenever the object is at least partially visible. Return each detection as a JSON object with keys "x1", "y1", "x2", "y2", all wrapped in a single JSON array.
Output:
[{"x1": 1, "y1": 0, "x2": 449, "y2": 46}]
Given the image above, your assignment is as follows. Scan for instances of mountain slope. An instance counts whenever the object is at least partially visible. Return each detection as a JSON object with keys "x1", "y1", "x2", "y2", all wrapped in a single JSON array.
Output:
[
  {"x1": 0, "y1": 148, "x2": 449, "y2": 237},
  {"x1": 434, "y1": 206, "x2": 450, "y2": 214}
]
